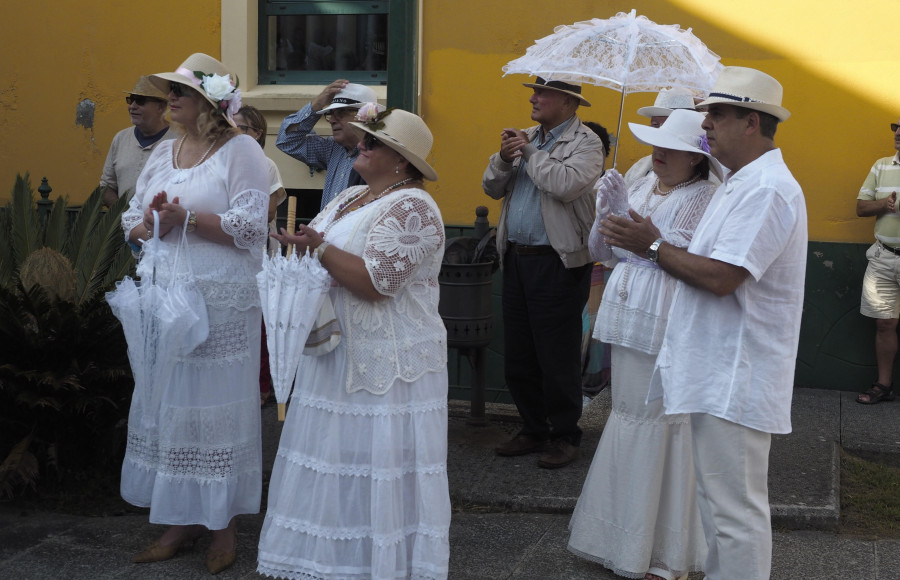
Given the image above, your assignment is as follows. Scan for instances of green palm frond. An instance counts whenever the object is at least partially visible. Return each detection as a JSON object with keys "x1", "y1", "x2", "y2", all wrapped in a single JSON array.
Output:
[
  {"x1": 0, "y1": 203, "x2": 13, "y2": 288},
  {"x1": 8, "y1": 174, "x2": 40, "y2": 274},
  {"x1": 72, "y1": 189, "x2": 132, "y2": 304},
  {"x1": 42, "y1": 196, "x2": 71, "y2": 253}
]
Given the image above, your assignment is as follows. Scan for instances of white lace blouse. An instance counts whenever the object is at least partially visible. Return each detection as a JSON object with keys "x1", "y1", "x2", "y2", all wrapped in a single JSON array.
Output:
[
  {"x1": 122, "y1": 134, "x2": 270, "y2": 313},
  {"x1": 310, "y1": 186, "x2": 448, "y2": 394},
  {"x1": 591, "y1": 174, "x2": 716, "y2": 355}
]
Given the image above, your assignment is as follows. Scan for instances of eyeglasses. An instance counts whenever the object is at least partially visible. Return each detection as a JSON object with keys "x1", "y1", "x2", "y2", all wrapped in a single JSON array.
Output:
[
  {"x1": 363, "y1": 133, "x2": 383, "y2": 150},
  {"x1": 125, "y1": 95, "x2": 163, "y2": 106},
  {"x1": 892, "y1": 123, "x2": 900, "y2": 133},
  {"x1": 323, "y1": 108, "x2": 354, "y2": 122},
  {"x1": 169, "y1": 82, "x2": 186, "y2": 98},
  {"x1": 237, "y1": 124, "x2": 259, "y2": 134}
]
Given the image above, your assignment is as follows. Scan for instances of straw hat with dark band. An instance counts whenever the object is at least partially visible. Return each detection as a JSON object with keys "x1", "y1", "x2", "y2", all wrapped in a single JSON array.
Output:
[
  {"x1": 124, "y1": 76, "x2": 168, "y2": 101},
  {"x1": 522, "y1": 77, "x2": 592, "y2": 107},
  {"x1": 695, "y1": 66, "x2": 790, "y2": 122}
]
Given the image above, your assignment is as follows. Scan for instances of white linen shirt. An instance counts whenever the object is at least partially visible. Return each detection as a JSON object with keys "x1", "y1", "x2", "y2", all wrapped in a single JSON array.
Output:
[{"x1": 648, "y1": 149, "x2": 808, "y2": 434}]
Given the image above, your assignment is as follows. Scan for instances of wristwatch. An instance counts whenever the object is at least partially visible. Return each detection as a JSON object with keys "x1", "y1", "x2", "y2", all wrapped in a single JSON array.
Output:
[
  {"x1": 646, "y1": 238, "x2": 664, "y2": 263},
  {"x1": 186, "y1": 211, "x2": 198, "y2": 233}
]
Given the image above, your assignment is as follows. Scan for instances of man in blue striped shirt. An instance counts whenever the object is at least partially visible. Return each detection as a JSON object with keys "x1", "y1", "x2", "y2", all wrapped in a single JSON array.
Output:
[{"x1": 277, "y1": 80, "x2": 381, "y2": 209}]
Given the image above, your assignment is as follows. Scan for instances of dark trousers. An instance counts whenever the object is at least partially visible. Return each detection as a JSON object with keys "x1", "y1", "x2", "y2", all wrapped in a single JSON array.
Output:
[{"x1": 502, "y1": 246, "x2": 591, "y2": 445}]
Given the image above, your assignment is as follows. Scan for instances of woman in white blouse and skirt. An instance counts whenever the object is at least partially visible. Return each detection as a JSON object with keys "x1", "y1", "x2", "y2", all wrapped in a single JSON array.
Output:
[
  {"x1": 568, "y1": 110, "x2": 724, "y2": 580},
  {"x1": 120, "y1": 53, "x2": 270, "y2": 575},
  {"x1": 258, "y1": 107, "x2": 451, "y2": 580}
]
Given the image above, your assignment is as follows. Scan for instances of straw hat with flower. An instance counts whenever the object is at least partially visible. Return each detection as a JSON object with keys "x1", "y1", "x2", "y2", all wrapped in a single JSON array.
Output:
[
  {"x1": 349, "y1": 105, "x2": 438, "y2": 181},
  {"x1": 150, "y1": 53, "x2": 242, "y2": 127}
]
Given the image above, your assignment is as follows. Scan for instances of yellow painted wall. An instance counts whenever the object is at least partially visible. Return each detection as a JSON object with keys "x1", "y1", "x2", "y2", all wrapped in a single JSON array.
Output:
[
  {"x1": 0, "y1": 0, "x2": 219, "y2": 202},
  {"x1": 3, "y1": 0, "x2": 898, "y2": 246},
  {"x1": 420, "y1": 0, "x2": 900, "y2": 243}
]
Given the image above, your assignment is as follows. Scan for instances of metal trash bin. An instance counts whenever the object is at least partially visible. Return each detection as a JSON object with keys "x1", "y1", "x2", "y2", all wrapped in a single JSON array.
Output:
[
  {"x1": 439, "y1": 207, "x2": 498, "y2": 425},
  {"x1": 438, "y1": 262, "x2": 493, "y2": 349}
]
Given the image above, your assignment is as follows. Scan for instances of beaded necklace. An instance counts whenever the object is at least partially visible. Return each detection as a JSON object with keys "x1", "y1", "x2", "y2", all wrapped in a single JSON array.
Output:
[{"x1": 324, "y1": 178, "x2": 421, "y2": 234}]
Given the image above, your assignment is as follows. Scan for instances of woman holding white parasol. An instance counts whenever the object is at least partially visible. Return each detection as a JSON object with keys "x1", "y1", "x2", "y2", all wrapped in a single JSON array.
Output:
[{"x1": 258, "y1": 107, "x2": 451, "y2": 579}]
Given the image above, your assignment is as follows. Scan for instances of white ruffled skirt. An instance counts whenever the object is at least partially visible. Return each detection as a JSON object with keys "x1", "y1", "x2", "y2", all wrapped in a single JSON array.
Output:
[
  {"x1": 120, "y1": 305, "x2": 263, "y2": 530},
  {"x1": 257, "y1": 340, "x2": 451, "y2": 580},
  {"x1": 567, "y1": 345, "x2": 706, "y2": 579}
]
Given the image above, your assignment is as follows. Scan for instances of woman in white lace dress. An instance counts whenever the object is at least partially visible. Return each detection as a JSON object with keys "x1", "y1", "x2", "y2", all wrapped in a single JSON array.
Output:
[
  {"x1": 568, "y1": 110, "x2": 723, "y2": 580},
  {"x1": 258, "y1": 107, "x2": 450, "y2": 580},
  {"x1": 119, "y1": 53, "x2": 269, "y2": 575}
]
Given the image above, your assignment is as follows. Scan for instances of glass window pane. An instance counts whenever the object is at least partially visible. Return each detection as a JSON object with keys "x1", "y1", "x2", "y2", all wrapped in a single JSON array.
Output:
[{"x1": 266, "y1": 14, "x2": 388, "y2": 73}]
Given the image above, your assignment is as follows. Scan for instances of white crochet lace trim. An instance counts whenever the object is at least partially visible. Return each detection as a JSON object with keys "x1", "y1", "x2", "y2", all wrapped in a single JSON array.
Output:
[
  {"x1": 220, "y1": 189, "x2": 270, "y2": 249},
  {"x1": 124, "y1": 398, "x2": 259, "y2": 481},
  {"x1": 125, "y1": 431, "x2": 259, "y2": 481},
  {"x1": 178, "y1": 318, "x2": 251, "y2": 366},
  {"x1": 292, "y1": 391, "x2": 447, "y2": 417},
  {"x1": 309, "y1": 188, "x2": 447, "y2": 395},
  {"x1": 267, "y1": 515, "x2": 447, "y2": 544},
  {"x1": 276, "y1": 447, "x2": 447, "y2": 481},
  {"x1": 257, "y1": 564, "x2": 443, "y2": 580}
]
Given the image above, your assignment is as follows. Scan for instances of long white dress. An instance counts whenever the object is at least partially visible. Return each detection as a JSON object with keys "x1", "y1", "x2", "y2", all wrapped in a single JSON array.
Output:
[
  {"x1": 568, "y1": 175, "x2": 715, "y2": 579},
  {"x1": 257, "y1": 186, "x2": 451, "y2": 580},
  {"x1": 119, "y1": 134, "x2": 271, "y2": 530}
]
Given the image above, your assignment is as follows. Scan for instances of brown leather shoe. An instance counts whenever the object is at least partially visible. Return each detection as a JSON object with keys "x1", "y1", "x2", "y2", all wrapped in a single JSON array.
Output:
[
  {"x1": 537, "y1": 439, "x2": 579, "y2": 469},
  {"x1": 206, "y1": 547, "x2": 236, "y2": 575},
  {"x1": 495, "y1": 433, "x2": 548, "y2": 456}
]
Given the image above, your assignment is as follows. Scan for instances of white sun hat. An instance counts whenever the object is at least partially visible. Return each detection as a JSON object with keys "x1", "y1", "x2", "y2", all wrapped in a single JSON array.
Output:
[
  {"x1": 628, "y1": 109, "x2": 724, "y2": 181},
  {"x1": 637, "y1": 87, "x2": 697, "y2": 118}
]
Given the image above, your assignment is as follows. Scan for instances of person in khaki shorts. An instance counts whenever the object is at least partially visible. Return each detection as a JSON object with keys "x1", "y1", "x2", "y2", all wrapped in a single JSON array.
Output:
[{"x1": 855, "y1": 119, "x2": 900, "y2": 404}]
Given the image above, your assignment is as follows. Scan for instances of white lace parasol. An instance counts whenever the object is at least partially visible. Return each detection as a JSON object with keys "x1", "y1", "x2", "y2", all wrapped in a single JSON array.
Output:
[{"x1": 503, "y1": 10, "x2": 723, "y2": 165}]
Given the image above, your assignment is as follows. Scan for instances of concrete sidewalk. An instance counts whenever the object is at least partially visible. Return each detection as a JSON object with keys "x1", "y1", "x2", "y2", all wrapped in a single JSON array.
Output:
[{"x1": 0, "y1": 388, "x2": 898, "y2": 579}]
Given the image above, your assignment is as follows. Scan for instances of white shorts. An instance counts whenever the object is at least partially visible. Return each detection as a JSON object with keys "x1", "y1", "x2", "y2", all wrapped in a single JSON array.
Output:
[{"x1": 861, "y1": 242, "x2": 900, "y2": 319}]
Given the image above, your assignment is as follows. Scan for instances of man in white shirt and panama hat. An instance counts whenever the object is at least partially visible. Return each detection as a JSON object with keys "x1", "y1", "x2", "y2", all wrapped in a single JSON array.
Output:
[{"x1": 601, "y1": 66, "x2": 807, "y2": 580}]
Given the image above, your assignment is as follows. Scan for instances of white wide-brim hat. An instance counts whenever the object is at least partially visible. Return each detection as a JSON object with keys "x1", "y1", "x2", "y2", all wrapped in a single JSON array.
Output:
[
  {"x1": 637, "y1": 87, "x2": 697, "y2": 118},
  {"x1": 316, "y1": 83, "x2": 384, "y2": 114},
  {"x1": 695, "y1": 66, "x2": 790, "y2": 122},
  {"x1": 522, "y1": 77, "x2": 591, "y2": 107},
  {"x1": 629, "y1": 109, "x2": 724, "y2": 182},
  {"x1": 150, "y1": 53, "x2": 241, "y2": 127},
  {"x1": 349, "y1": 108, "x2": 438, "y2": 181}
]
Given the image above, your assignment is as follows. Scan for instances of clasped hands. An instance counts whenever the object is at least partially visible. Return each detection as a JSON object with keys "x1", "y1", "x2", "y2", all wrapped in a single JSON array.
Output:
[
  {"x1": 270, "y1": 223, "x2": 326, "y2": 256},
  {"x1": 595, "y1": 171, "x2": 662, "y2": 256},
  {"x1": 143, "y1": 192, "x2": 189, "y2": 237},
  {"x1": 499, "y1": 128, "x2": 528, "y2": 163}
]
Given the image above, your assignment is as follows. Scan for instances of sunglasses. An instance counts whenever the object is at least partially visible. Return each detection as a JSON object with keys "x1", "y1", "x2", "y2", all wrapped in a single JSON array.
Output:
[
  {"x1": 363, "y1": 133, "x2": 383, "y2": 150},
  {"x1": 125, "y1": 95, "x2": 163, "y2": 106},
  {"x1": 237, "y1": 124, "x2": 259, "y2": 134},
  {"x1": 323, "y1": 108, "x2": 354, "y2": 122},
  {"x1": 892, "y1": 123, "x2": 900, "y2": 133},
  {"x1": 169, "y1": 82, "x2": 187, "y2": 98}
]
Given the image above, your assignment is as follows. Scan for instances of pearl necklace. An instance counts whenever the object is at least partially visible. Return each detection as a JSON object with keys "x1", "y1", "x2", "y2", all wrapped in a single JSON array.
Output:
[
  {"x1": 654, "y1": 174, "x2": 700, "y2": 197},
  {"x1": 174, "y1": 135, "x2": 218, "y2": 170}
]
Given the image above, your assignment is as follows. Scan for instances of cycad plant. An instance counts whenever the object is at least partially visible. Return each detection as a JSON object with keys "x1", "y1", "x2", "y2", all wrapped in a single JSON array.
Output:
[{"x1": 0, "y1": 174, "x2": 135, "y2": 499}]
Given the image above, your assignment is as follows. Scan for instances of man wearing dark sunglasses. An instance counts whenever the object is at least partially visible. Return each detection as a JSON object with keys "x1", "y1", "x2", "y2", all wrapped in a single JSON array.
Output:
[
  {"x1": 276, "y1": 79, "x2": 382, "y2": 210},
  {"x1": 854, "y1": 118, "x2": 900, "y2": 404},
  {"x1": 100, "y1": 76, "x2": 174, "y2": 206}
]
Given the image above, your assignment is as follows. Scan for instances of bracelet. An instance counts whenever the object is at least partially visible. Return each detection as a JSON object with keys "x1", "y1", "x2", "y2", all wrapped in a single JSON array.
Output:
[
  {"x1": 314, "y1": 241, "x2": 330, "y2": 261},
  {"x1": 186, "y1": 210, "x2": 198, "y2": 233}
]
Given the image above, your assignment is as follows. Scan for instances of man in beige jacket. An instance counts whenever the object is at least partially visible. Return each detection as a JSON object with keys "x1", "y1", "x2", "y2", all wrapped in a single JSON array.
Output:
[{"x1": 482, "y1": 77, "x2": 604, "y2": 469}]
